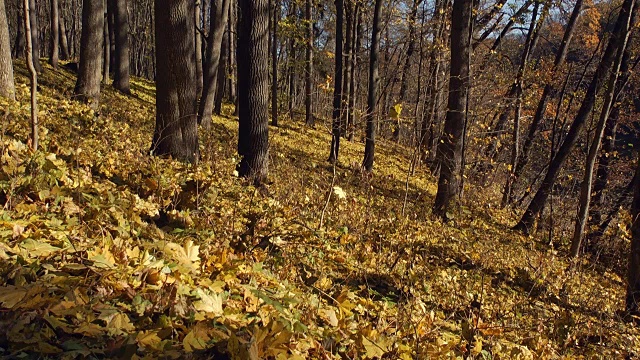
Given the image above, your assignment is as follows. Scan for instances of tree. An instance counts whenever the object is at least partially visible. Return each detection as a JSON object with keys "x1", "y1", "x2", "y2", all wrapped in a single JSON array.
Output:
[
  {"x1": 74, "y1": 0, "x2": 104, "y2": 108},
  {"x1": 627, "y1": 157, "x2": 640, "y2": 316},
  {"x1": 195, "y1": 0, "x2": 203, "y2": 96},
  {"x1": 151, "y1": 0, "x2": 199, "y2": 163},
  {"x1": 270, "y1": 0, "x2": 278, "y2": 126},
  {"x1": 23, "y1": 0, "x2": 38, "y2": 150},
  {"x1": 514, "y1": 0, "x2": 637, "y2": 233},
  {"x1": 112, "y1": 0, "x2": 130, "y2": 93},
  {"x1": 304, "y1": 0, "x2": 313, "y2": 126},
  {"x1": 0, "y1": 0, "x2": 15, "y2": 100},
  {"x1": 361, "y1": 0, "x2": 382, "y2": 172},
  {"x1": 237, "y1": 0, "x2": 269, "y2": 184},
  {"x1": 50, "y1": 0, "x2": 60, "y2": 69},
  {"x1": 197, "y1": 0, "x2": 229, "y2": 127},
  {"x1": 328, "y1": 0, "x2": 345, "y2": 163},
  {"x1": 28, "y1": 0, "x2": 41, "y2": 72},
  {"x1": 432, "y1": 0, "x2": 473, "y2": 219}
]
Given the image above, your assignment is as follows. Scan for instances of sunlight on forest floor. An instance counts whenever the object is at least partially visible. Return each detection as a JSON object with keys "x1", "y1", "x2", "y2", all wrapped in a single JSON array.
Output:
[{"x1": 0, "y1": 62, "x2": 638, "y2": 358}]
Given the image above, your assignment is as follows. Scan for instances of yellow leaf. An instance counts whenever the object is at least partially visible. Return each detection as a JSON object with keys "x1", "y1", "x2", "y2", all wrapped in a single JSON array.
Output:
[
  {"x1": 193, "y1": 289, "x2": 223, "y2": 316},
  {"x1": 137, "y1": 330, "x2": 162, "y2": 349},
  {"x1": 0, "y1": 286, "x2": 27, "y2": 309},
  {"x1": 20, "y1": 239, "x2": 61, "y2": 258}
]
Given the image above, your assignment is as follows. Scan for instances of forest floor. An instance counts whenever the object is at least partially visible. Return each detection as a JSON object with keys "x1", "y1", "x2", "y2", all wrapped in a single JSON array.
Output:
[{"x1": 0, "y1": 62, "x2": 639, "y2": 359}]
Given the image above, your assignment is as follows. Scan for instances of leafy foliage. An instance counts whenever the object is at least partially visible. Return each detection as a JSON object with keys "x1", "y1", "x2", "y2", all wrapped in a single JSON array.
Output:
[{"x1": 0, "y1": 62, "x2": 638, "y2": 359}]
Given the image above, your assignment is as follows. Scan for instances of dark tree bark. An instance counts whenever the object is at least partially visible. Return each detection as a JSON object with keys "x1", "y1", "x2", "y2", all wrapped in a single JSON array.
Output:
[
  {"x1": 195, "y1": 0, "x2": 203, "y2": 96},
  {"x1": 433, "y1": 0, "x2": 473, "y2": 218},
  {"x1": 342, "y1": 0, "x2": 353, "y2": 138},
  {"x1": 74, "y1": 0, "x2": 104, "y2": 108},
  {"x1": 328, "y1": 0, "x2": 345, "y2": 163},
  {"x1": 395, "y1": 0, "x2": 421, "y2": 141},
  {"x1": 627, "y1": 157, "x2": 640, "y2": 316},
  {"x1": 228, "y1": 0, "x2": 237, "y2": 105},
  {"x1": 112, "y1": 0, "x2": 130, "y2": 93},
  {"x1": 151, "y1": 0, "x2": 199, "y2": 163},
  {"x1": 214, "y1": 29, "x2": 228, "y2": 115},
  {"x1": 513, "y1": 0, "x2": 584, "y2": 187},
  {"x1": 0, "y1": 0, "x2": 15, "y2": 100},
  {"x1": 237, "y1": 0, "x2": 269, "y2": 183},
  {"x1": 50, "y1": 0, "x2": 59, "y2": 69},
  {"x1": 23, "y1": 0, "x2": 38, "y2": 149},
  {"x1": 515, "y1": 0, "x2": 637, "y2": 234},
  {"x1": 103, "y1": 9, "x2": 110, "y2": 83},
  {"x1": 304, "y1": 0, "x2": 313, "y2": 126},
  {"x1": 361, "y1": 0, "x2": 383, "y2": 172},
  {"x1": 198, "y1": 0, "x2": 230, "y2": 126},
  {"x1": 14, "y1": 0, "x2": 25, "y2": 59},
  {"x1": 59, "y1": 2, "x2": 69, "y2": 60},
  {"x1": 270, "y1": 0, "x2": 278, "y2": 126},
  {"x1": 28, "y1": 0, "x2": 42, "y2": 72},
  {"x1": 347, "y1": 2, "x2": 360, "y2": 141},
  {"x1": 287, "y1": 0, "x2": 297, "y2": 114}
]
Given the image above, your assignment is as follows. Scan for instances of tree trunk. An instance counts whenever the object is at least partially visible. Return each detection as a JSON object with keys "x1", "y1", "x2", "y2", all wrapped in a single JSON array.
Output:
[
  {"x1": 14, "y1": 1, "x2": 25, "y2": 59},
  {"x1": 626, "y1": 157, "x2": 640, "y2": 316},
  {"x1": 151, "y1": 0, "x2": 199, "y2": 163},
  {"x1": 513, "y1": 0, "x2": 583, "y2": 187},
  {"x1": 570, "y1": 14, "x2": 633, "y2": 257},
  {"x1": 228, "y1": 0, "x2": 237, "y2": 105},
  {"x1": 515, "y1": 0, "x2": 637, "y2": 234},
  {"x1": 214, "y1": 29, "x2": 228, "y2": 115},
  {"x1": 342, "y1": 0, "x2": 353, "y2": 138},
  {"x1": 287, "y1": 1, "x2": 297, "y2": 114},
  {"x1": 362, "y1": 0, "x2": 382, "y2": 172},
  {"x1": 29, "y1": 0, "x2": 42, "y2": 72},
  {"x1": 195, "y1": 0, "x2": 203, "y2": 96},
  {"x1": 74, "y1": 0, "x2": 104, "y2": 108},
  {"x1": 395, "y1": 0, "x2": 421, "y2": 141},
  {"x1": 198, "y1": 0, "x2": 229, "y2": 126},
  {"x1": 50, "y1": 0, "x2": 60, "y2": 69},
  {"x1": 270, "y1": 0, "x2": 278, "y2": 126},
  {"x1": 0, "y1": 0, "x2": 15, "y2": 100},
  {"x1": 304, "y1": 0, "x2": 313, "y2": 127},
  {"x1": 347, "y1": 2, "x2": 360, "y2": 141},
  {"x1": 328, "y1": 0, "x2": 344, "y2": 163},
  {"x1": 237, "y1": 0, "x2": 269, "y2": 184},
  {"x1": 103, "y1": 8, "x2": 110, "y2": 83},
  {"x1": 59, "y1": 2, "x2": 69, "y2": 60},
  {"x1": 432, "y1": 0, "x2": 472, "y2": 219},
  {"x1": 24, "y1": 0, "x2": 38, "y2": 150},
  {"x1": 112, "y1": 0, "x2": 130, "y2": 93}
]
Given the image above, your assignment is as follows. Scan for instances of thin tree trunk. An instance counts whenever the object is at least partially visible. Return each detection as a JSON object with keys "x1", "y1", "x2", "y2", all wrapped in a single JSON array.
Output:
[
  {"x1": 570, "y1": 18, "x2": 631, "y2": 257},
  {"x1": 270, "y1": 0, "x2": 278, "y2": 126},
  {"x1": 287, "y1": 0, "x2": 297, "y2": 114},
  {"x1": 151, "y1": 0, "x2": 199, "y2": 163},
  {"x1": 112, "y1": 0, "x2": 130, "y2": 93},
  {"x1": 24, "y1": 0, "x2": 38, "y2": 149},
  {"x1": 515, "y1": 0, "x2": 636, "y2": 234},
  {"x1": 50, "y1": 0, "x2": 59, "y2": 68},
  {"x1": 342, "y1": 0, "x2": 353, "y2": 138},
  {"x1": 103, "y1": 8, "x2": 110, "y2": 83},
  {"x1": 237, "y1": 0, "x2": 269, "y2": 184},
  {"x1": 214, "y1": 29, "x2": 228, "y2": 115},
  {"x1": 29, "y1": 0, "x2": 42, "y2": 72},
  {"x1": 328, "y1": 0, "x2": 345, "y2": 163},
  {"x1": 195, "y1": 0, "x2": 203, "y2": 96},
  {"x1": 74, "y1": 0, "x2": 104, "y2": 108},
  {"x1": 14, "y1": 1, "x2": 25, "y2": 59},
  {"x1": 395, "y1": 0, "x2": 421, "y2": 142},
  {"x1": 304, "y1": 0, "x2": 313, "y2": 126},
  {"x1": 228, "y1": 0, "x2": 237, "y2": 105},
  {"x1": 0, "y1": 0, "x2": 15, "y2": 99},
  {"x1": 198, "y1": 0, "x2": 229, "y2": 127},
  {"x1": 347, "y1": 2, "x2": 359, "y2": 141},
  {"x1": 433, "y1": 0, "x2": 472, "y2": 219},
  {"x1": 362, "y1": 0, "x2": 383, "y2": 172}
]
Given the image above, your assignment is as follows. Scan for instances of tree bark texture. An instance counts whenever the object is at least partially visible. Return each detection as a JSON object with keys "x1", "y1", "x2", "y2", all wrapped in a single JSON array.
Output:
[
  {"x1": 74, "y1": 0, "x2": 104, "y2": 108},
  {"x1": 0, "y1": 0, "x2": 15, "y2": 100},
  {"x1": 328, "y1": 0, "x2": 344, "y2": 163},
  {"x1": 50, "y1": 0, "x2": 60, "y2": 69},
  {"x1": 112, "y1": 0, "x2": 130, "y2": 93},
  {"x1": 362, "y1": 0, "x2": 382, "y2": 172}
]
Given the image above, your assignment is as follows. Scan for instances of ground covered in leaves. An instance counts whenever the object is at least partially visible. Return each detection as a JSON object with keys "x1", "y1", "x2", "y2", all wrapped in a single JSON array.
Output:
[{"x1": 1, "y1": 63, "x2": 639, "y2": 359}]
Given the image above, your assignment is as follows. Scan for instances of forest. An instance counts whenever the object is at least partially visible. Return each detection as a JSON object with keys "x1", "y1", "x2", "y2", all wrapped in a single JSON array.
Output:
[{"x1": 1, "y1": 0, "x2": 640, "y2": 358}]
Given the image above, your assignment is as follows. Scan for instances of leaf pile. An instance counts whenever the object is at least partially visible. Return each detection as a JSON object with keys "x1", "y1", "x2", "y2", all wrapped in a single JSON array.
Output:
[{"x1": 0, "y1": 62, "x2": 639, "y2": 359}]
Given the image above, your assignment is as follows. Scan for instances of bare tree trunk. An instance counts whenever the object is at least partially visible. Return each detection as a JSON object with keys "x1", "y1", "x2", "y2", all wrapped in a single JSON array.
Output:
[
  {"x1": 14, "y1": 0, "x2": 25, "y2": 59},
  {"x1": 237, "y1": 0, "x2": 269, "y2": 184},
  {"x1": 626, "y1": 157, "x2": 640, "y2": 316},
  {"x1": 0, "y1": 0, "x2": 15, "y2": 100},
  {"x1": 395, "y1": 0, "x2": 421, "y2": 142},
  {"x1": 328, "y1": 0, "x2": 344, "y2": 163},
  {"x1": 198, "y1": 0, "x2": 229, "y2": 127},
  {"x1": 50, "y1": 0, "x2": 59, "y2": 68},
  {"x1": 214, "y1": 29, "x2": 227, "y2": 115},
  {"x1": 347, "y1": 2, "x2": 359, "y2": 140},
  {"x1": 433, "y1": 0, "x2": 472, "y2": 219},
  {"x1": 515, "y1": 0, "x2": 637, "y2": 234},
  {"x1": 112, "y1": 0, "x2": 130, "y2": 93},
  {"x1": 362, "y1": 0, "x2": 383, "y2": 172},
  {"x1": 74, "y1": 0, "x2": 104, "y2": 108},
  {"x1": 270, "y1": 0, "x2": 278, "y2": 126},
  {"x1": 59, "y1": 1, "x2": 69, "y2": 60},
  {"x1": 228, "y1": 0, "x2": 237, "y2": 105},
  {"x1": 24, "y1": 0, "x2": 38, "y2": 149},
  {"x1": 342, "y1": 0, "x2": 353, "y2": 138},
  {"x1": 304, "y1": 0, "x2": 313, "y2": 126},
  {"x1": 195, "y1": 0, "x2": 203, "y2": 96},
  {"x1": 103, "y1": 7, "x2": 110, "y2": 83},
  {"x1": 29, "y1": 0, "x2": 42, "y2": 72},
  {"x1": 287, "y1": 0, "x2": 297, "y2": 114},
  {"x1": 151, "y1": 0, "x2": 199, "y2": 163},
  {"x1": 570, "y1": 16, "x2": 632, "y2": 257}
]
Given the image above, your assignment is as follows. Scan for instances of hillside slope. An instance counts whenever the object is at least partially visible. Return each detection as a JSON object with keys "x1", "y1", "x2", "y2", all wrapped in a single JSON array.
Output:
[{"x1": 0, "y1": 63, "x2": 638, "y2": 359}]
